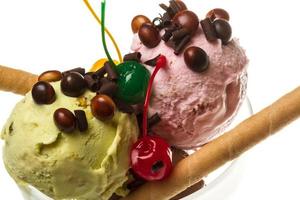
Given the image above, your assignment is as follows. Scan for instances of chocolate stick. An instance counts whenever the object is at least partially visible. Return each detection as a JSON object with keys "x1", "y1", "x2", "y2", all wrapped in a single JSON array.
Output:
[
  {"x1": 123, "y1": 86, "x2": 300, "y2": 200},
  {"x1": 0, "y1": 65, "x2": 38, "y2": 95}
]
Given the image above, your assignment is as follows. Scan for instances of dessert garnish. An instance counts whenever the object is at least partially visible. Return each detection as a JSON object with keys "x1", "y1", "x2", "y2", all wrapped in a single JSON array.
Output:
[
  {"x1": 74, "y1": 110, "x2": 88, "y2": 132},
  {"x1": 138, "y1": 23, "x2": 161, "y2": 48},
  {"x1": 131, "y1": 15, "x2": 151, "y2": 34},
  {"x1": 38, "y1": 70, "x2": 62, "y2": 82},
  {"x1": 60, "y1": 72, "x2": 87, "y2": 97},
  {"x1": 206, "y1": 8, "x2": 230, "y2": 21},
  {"x1": 91, "y1": 94, "x2": 116, "y2": 121},
  {"x1": 184, "y1": 46, "x2": 209, "y2": 72},
  {"x1": 123, "y1": 52, "x2": 142, "y2": 63},
  {"x1": 53, "y1": 108, "x2": 77, "y2": 133},
  {"x1": 32, "y1": 81, "x2": 56, "y2": 104},
  {"x1": 130, "y1": 55, "x2": 173, "y2": 181},
  {"x1": 213, "y1": 19, "x2": 232, "y2": 44}
]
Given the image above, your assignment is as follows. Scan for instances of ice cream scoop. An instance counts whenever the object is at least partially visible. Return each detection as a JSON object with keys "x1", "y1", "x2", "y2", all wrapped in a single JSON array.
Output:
[
  {"x1": 1, "y1": 82, "x2": 139, "y2": 200},
  {"x1": 131, "y1": 21, "x2": 248, "y2": 149}
]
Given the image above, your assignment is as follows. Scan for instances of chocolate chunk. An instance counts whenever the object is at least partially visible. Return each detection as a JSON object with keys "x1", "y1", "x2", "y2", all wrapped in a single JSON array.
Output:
[
  {"x1": 213, "y1": 19, "x2": 232, "y2": 44},
  {"x1": 99, "y1": 77, "x2": 111, "y2": 85},
  {"x1": 200, "y1": 18, "x2": 218, "y2": 42},
  {"x1": 74, "y1": 110, "x2": 88, "y2": 132},
  {"x1": 114, "y1": 99, "x2": 134, "y2": 114},
  {"x1": 148, "y1": 113, "x2": 161, "y2": 128},
  {"x1": 162, "y1": 30, "x2": 173, "y2": 42},
  {"x1": 144, "y1": 54, "x2": 161, "y2": 67},
  {"x1": 84, "y1": 73, "x2": 100, "y2": 92},
  {"x1": 159, "y1": 3, "x2": 169, "y2": 11},
  {"x1": 123, "y1": 52, "x2": 142, "y2": 62},
  {"x1": 174, "y1": 34, "x2": 191, "y2": 55},
  {"x1": 62, "y1": 67, "x2": 85, "y2": 77},
  {"x1": 97, "y1": 81, "x2": 118, "y2": 97},
  {"x1": 206, "y1": 8, "x2": 230, "y2": 21},
  {"x1": 104, "y1": 62, "x2": 118, "y2": 81}
]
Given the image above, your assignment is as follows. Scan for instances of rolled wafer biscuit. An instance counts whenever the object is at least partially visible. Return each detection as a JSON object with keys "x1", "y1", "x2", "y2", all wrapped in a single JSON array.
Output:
[
  {"x1": 123, "y1": 86, "x2": 300, "y2": 200},
  {"x1": 0, "y1": 65, "x2": 38, "y2": 95}
]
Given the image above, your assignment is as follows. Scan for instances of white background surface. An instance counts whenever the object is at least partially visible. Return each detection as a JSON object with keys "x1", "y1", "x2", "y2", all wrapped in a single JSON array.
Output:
[{"x1": 0, "y1": 0, "x2": 300, "y2": 199}]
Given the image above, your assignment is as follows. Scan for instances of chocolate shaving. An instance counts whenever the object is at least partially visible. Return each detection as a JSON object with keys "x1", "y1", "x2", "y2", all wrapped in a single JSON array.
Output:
[
  {"x1": 62, "y1": 67, "x2": 85, "y2": 76},
  {"x1": 74, "y1": 110, "x2": 88, "y2": 132},
  {"x1": 200, "y1": 18, "x2": 218, "y2": 42},
  {"x1": 97, "y1": 81, "x2": 118, "y2": 97},
  {"x1": 123, "y1": 52, "x2": 142, "y2": 62},
  {"x1": 104, "y1": 62, "x2": 118, "y2": 81},
  {"x1": 144, "y1": 54, "x2": 161, "y2": 67},
  {"x1": 169, "y1": 0, "x2": 181, "y2": 15},
  {"x1": 114, "y1": 99, "x2": 134, "y2": 114},
  {"x1": 159, "y1": 3, "x2": 169, "y2": 11},
  {"x1": 148, "y1": 113, "x2": 161, "y2": 128},
  {"x1": 174, "y1": 34, "x2": 191, "y2": 55},
  {"x1": 172, "y1": 28, "x2": 189, "y2": 41},
  {"x1": 162, "y1": 30, "x2": 173, "y2": 42},
  {"x1": 84, "y1": 73, "x2": 100, "y2": 92},
  {"x1": 94, "y1": 66, "x2": 106, "y2": 78}
]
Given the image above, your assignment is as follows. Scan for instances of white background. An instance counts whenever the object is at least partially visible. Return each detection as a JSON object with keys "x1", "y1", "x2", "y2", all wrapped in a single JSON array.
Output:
[{"x1": 0, "y1": 0, "x2": 300, "y2": 199}]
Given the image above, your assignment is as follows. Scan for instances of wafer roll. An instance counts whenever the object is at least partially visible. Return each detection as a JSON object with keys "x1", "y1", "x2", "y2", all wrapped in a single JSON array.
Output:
[
  {"x1": 123, "y1": 86, "x2": 300, "y2": 200},
  {"x1": 0, "y1": 65, "x2": 38, "y2": 95}
]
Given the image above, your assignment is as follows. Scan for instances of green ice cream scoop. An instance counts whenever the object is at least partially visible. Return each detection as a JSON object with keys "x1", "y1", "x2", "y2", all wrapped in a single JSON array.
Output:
[{"x1": 1, "y1": 82, "x2": 138, "y2": 200}]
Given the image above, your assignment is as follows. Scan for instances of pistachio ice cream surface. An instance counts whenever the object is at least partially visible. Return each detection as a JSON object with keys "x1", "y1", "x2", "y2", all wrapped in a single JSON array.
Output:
[{"x1": 1, "y1": 82, "x2": 138, "y2": 200}]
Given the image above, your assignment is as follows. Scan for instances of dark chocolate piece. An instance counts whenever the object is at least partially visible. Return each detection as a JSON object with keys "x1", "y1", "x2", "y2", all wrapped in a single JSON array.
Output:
[
  {"x1": 97, "y1": 81, "x2": 118, "y2": 97},
  {"x1": 60, "y1": 72, "x2": 87, "y2": 97},
  {"x1": 169, "y1": 0, "x2": 181, "y2": 15},
  {"x1": 114, "y1": 99, "x2": 135, "y2": 114},
  {"x1": 53, "y1": 108, "x2": 76, "y2": 133},
  {"x1": 206, "y1": 8, "x2": 230, "y2": 21},
  {"x1": 173, "y1": 10, "x2": 199, "y2": 34},
  {"x1": 144, "y1": 54, "x2": 161, "y2": 67},
  {"x1": 32, "y1": 81, "x2": 56, "y2": 105},
  {"x1": 162, "y1": 30, "x2": 173, "y2": 42},
  {"x1": 123, "y1": 52, "x2": 142, "y2": 62},
  {"x1": 104, "y1": 62, "x2": 118, "y2": 81},
  {"x1": 84, "y1": 73, "x2": 100, "y2": 92},
  {"x1": 184, "y1": 46, "x2": 209, "y2": 73},
  {"x1": 138, "y1": 23, "x2": 161, "y2": 48},
  {"x1": 172, "y1": 28, "x2": 189, "y2": 42},
  {"x1": 174, "y1": 34, "x2": 191, "y2": 55},
  {"x1": 159, "y1": 3, "x2": 169, "y2": 11},
  {"x1": 94, "y1": 66, "x2": 107, "y2": 78},
  {"x1": 74, "y1": 110, "x2": 88, "y2": 132},
  {"x1": 200, "y1": 18, "x2": 218, "y2": 42},
  {"x1": 213, "y1": 19, "x2": 232, "y2": 44},
  {"x1": 148, "y1": 113, "x2": 161, "y2": 128},
  {"x1": 62, "y1": 67, "x2": 85, "y2": 77}
]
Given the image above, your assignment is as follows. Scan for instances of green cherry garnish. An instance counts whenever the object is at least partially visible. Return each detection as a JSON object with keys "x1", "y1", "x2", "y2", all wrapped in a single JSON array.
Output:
[{"x1": 115, "y1": 61, "x2": 150, "y2": 105}]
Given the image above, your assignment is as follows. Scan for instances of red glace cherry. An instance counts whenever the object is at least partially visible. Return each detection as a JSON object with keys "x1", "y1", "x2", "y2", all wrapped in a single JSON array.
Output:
[{"x1": 130, "y1": 55, "x2": 173, "y2": 181}]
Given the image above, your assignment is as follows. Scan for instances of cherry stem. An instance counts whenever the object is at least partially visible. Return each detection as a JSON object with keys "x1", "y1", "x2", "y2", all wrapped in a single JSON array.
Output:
[
  {"x1": 143, "y1": 55, "x2": 167, "y2": 137},
  {"x1": 101, "y1": 0, "x2": 116, "y2": 67}
]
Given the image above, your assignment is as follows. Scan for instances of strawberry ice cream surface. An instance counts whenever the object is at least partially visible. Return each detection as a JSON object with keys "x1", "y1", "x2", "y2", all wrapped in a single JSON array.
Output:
[{"x1": 132, "y1": 27, "x2": 248, "y2": 149}]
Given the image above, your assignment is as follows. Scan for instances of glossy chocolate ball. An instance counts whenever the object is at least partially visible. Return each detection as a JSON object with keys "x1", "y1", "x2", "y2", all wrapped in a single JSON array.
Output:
[
  {"x1": 38, "y1": 70, "x2": 62, "y2": 82},
  {"x1": 213, "y1": 19, "x2": 232, "y2": 44},
  {"x1": 60, "y1": 72, "x2": 87, "y2": 97},
  {"x1": 91, "y1": 94, "x2": 116, "y2": 121},
  {"x1": 138, "y1": 23, "x2": 161, "y2": 48},
  {"x1": 32, "y1": 81, "x2": 56, "y2": 104},
  {"x1": 173, "y1": 10, "x2": 199, "y2": 34},
  {"x1": 206, "y1": 8, "x2": 230, "y2": 21},
  {"x1": 184, "y1": 46, "x2": 209, "y2": 73},
  {"x1": 131, "y1": 15, "x2": 151, "y2": 33},
  {"x1": 53, "y1": 108, "x2": 76, "y2": 133},
  {"x1": 175, "y1": 0, "x2": 187, "y2": 11},
  {"x1": 115, "y1": 61, "x2": 150, "y2": 105}
]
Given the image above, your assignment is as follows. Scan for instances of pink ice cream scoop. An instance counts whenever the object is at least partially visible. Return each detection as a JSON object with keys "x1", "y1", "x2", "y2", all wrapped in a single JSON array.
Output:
[{"x1": 131, "y1": 25, "x2": 248, "y2": 149}]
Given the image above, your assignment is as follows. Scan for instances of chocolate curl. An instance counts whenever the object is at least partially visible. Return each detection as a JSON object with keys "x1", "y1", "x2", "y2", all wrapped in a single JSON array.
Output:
[
  {"x1": 162, "y1": 30, "x2": 173, "y2": 42},
  {"x1": 104, "y1": 62, "x2": 118, "y2": 81},
  {"x1": 62, "y1": 67, "x2": 85, "y2": 76},
  {"x1": 97, "y1": 81, "x2": 118, "y2": 97},
  {"x1": 144, "y1": 54, "x2": 161, "y2": 67},
  {"x1": 172, "y1": 28, "x2": 189, "y2": 41},
  {"x1": 174, "y1": 34, "x2": 191, "y2": 55},
  {"x1": 84, "y1": 73, "x2": 100, "y2": 92},
  {"x1": 148, "y1": 113, "x2": 161, "y2": 128},
  {"x1": 169, "y1": 0, "x2": 181, "y2": 15},
  {"x1": 74, "y1": 110, "x2": 88, "y2": 132},
  {"x1": 94, "y1": 66, "x2": 107, "y2": 78},
  {"x1": 159, "y1": 3, "x2": 169, "y2": 11},
  {"x1": 114, "y1": 99, "x2": 135, "y2": 114},
  {"x1": 123, "y1": 86, "x2": 300, "y2": 200},
  {"x1": 123, "y1": 52, "x2": 142, "y2": 63},
  {"x1": 200, "y1": 18, "x2": 218, "y2": 42}
]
